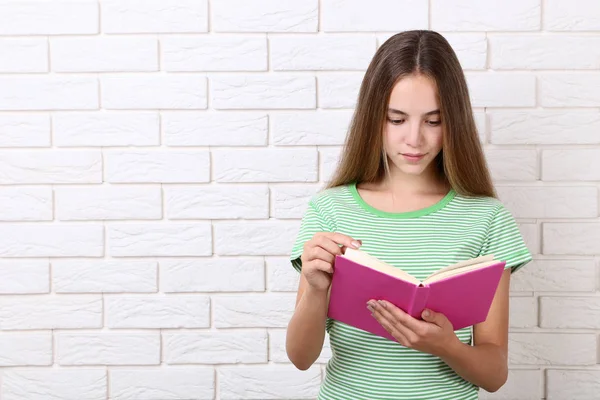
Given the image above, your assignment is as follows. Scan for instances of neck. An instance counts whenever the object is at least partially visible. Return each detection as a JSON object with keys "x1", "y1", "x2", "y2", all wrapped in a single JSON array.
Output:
[{"x1": 383, "y1": 165, "x2": 448, "y2": 195}]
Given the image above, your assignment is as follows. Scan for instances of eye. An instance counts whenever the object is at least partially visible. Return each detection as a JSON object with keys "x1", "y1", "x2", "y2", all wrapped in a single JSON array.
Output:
[
  {"x1": 387, "y1": 117, "x2": 405, "y2": 125},
  {"x1": 426, "y1": 120, "x2": 441, "y2": 126}
]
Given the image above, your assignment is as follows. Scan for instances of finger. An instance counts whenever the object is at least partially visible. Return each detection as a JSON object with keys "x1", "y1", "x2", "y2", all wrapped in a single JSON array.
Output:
[
  {"x1": 321, "y1": 232, "x2": 362, "y2": 251},
  {"x1": 310, "y1": 235, "x2": 344, "y2": 257},
  {"x1": 306, "y1": 246, "x2": 336, "y2": 264},
  {"x1": 371, "y1": 300, "x2": 421, "y2": 340},
  {"x1": 311, "y1": 259, "x2": 334, "y2": 274},
  {"x1": 378, "y1": 300, "x2": 427, "y2": 334},
  {"x1": 369, "y1": 304, "x2": 409, "y2": 345}
]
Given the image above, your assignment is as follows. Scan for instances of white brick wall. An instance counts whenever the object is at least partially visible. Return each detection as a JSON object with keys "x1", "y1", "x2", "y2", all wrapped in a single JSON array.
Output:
[{"x1": 0, "y1": 1, "x2": 598, "y2": 399}]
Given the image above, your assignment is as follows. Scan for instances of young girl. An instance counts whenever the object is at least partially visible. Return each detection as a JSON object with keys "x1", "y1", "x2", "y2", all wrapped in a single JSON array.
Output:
[{"x1": 285, "y1": 30, "x2": 532, "y2": 400}]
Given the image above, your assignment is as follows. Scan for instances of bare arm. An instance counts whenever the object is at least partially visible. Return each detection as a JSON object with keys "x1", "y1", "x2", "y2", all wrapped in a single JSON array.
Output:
[
  {"x1": 286, "y1": 232, "x2": 361, "y2": 370},
  {"x1": 285, "y1": 274, "x2": 329, "y2": 370},
  {"x1": 438, "y1": 268, "x2": 511, "y2": 392}
]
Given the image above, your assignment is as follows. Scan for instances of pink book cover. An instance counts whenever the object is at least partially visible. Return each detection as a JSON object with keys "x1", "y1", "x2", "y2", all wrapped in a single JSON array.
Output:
[{"x1": 327, "y1": 254, "x2": 506, "y2": 342}]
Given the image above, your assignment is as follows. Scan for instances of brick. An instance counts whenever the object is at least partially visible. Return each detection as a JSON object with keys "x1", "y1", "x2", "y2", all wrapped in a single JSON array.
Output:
[
  {"x1": 54, "y1": 111, "x2": 159, "y2": 147},
  {"x1": 110, "y1": 368, "x2": 214, "y2": 400},
  {"x1": 162, "y1": 35, "x2": 267, "y2": 71},
  {"x1": 55, "y1": 186, "x2": 161, "y2": 221},
  {"x1": 0, "y1": 332, "x2": 52, "y2": 366},
  {"x1": 219, "y1": 365, "x2": 321, "y2": 399},
  {"x1": 479, "y1": 369, "x2": 541, "y2": 400},
  {"x1": 266, "y1": 257, "x2": 300, "y2": 292},
  {"x1": 508, "y1": 333, "x2": 597, "y2": 365},
  {"x1": 0, "y1": 295, "x2": 101, "y2": 330},
  {"x1": 102, "y1": 0, "x2": 208, "y2": 33},
  {"x1": 320, "y1": 147, "x2": 342, "y2": 182},
  {"x1": 322, "y1": 0, "x2": 427, "y2": 32},
  {"x1": 162, "y1": 112, "x2": 267, "y2": 146},
  {"x1": 432, "y1": 0, "x2": 540, "y2": 31},
  {"x1": 547, "y1": 369, "x2": 600, "y2": 400},
  {"x1": 51, "y1": 37, "x2": 158, "y2": 72},
  {"x1": 270, "y1": 184, "x2": 321, "y2": 219},
  {"x1": 212, "y1": 0, "x2": 317, "y2": 32},
  {"x1": 540, "y1": 297, "x2": 600, "y2": 329},
  {"x1": 0, "y1": 261, "x2": 49, "y2": 294},
  {"x1": 271, "y1": 110, "x2": 353, "y2": 145},
  {"x1": 1, "y1": 369, "x2": 106, "y2": 400},
  {"x1": 509, "y1": 296, "x2": 537, "y2": 328},
  {"x1": 57, "y1": 332, "x2": 159, "y2": 365},
  {"x1": 0, "y1": 38, "x2": 47, "y2": 72},
  {"x1": 0, "y1": 76, "x2": 98, "y2": 110},
  {"x1": 163, "y1": 330, "x2": 267, "y2": 364},
  {"x1": 213, "y1": 148, "x2": 317, "y2": 183},
  {"x1": 0, "y1": 187, "x2": 52, "y2": 221},
  {"x1": 106, "y1": 295, "x2": 210, "y2": 329},
  {"x1": 214, "y1": 220, "x2": 300, "y2": 256},
  {"x1": 473, "y1": 110, "x2": 487, "y2": 143},
  {"x1": 0, "y1": 225, "x2": 103, "y2": 257},
  {"x1": 165, "y1": 184, "x2": 268, "y2": 219},
  {"x1": 540, "y1": 73, "x2": 600, "y2": 107},
  {"x1": 53, "y1": 260, "x2": 157, "y2": 293},
  {"x1": 0, "y1": 1, "x2": 98, "y2": 35},
  {"x1": 490, "y1": 34, "x2": 600, "y2": 69},
  {"x1": 466, "y1": 73, "x2": 536, "y2": 107},
  {"x1": 518, "y1": 223, "x2": 540, "y2": 255},
  {"x1": 102, "y1": 75, "x2": 207, "y2": 110},
  {"x1": 105, "y1": 150, "x2": 209, "y2": 183},
  {"x1": 0, "y1": 114, "x2": 50, "y2": 147},
  {"x1": 485, "y1": 149, "x2": 538, "y2": 181},
  {"x1": 160, "y1": 258, "x2": 264, "y2": 292},
  {"x1": 212, "y1": 75, "x2": 315, "y2": 109},
  {"x1": 441, "y1": 33, "x2": 487, "y2": 70},
  {"x1": 496, "y1": 186, "x2": 597, "y2": 218},
  {"x1": 317, "y1": 73, "x2": 363, "y2": 109},
  {"x1": 490, "y1": 110, "x2": 600, "y2": 145},
  {"x1": 214, "y1": 293, "x2": 296, "y2": 328},
  {"x1": 0, "y1": 150, "x2": 102, "y2": 184},
  {"x1": 511, "y1": 259, "x2": 596, "y2": 292},
  {"x1": 544, "y1": 0, "x2": 600, "y2": 31},
  {"x1": 543, "y1": 149, "x2": 600, "y2": 181},
  {"x1": 108, "y1": 223, "x2": 212, "y2": 257},
  {"x1": 271, "y1": 36, "x2": 376, "y2": 71},
  {"x1": 268, "y1": 329, "x2": 331, "y2": 363}
]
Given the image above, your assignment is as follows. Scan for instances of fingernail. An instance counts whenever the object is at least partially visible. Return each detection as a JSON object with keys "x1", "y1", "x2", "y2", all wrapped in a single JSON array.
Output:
[
  {"x1": 423, "y1": 309, "x2": 430, "y2": 317},
  {"x1": 378, "y1": 300, "x2": 386, "y2": 308},
  {"x1": 351, "y1": 241, "x2": 360, "y2": 249},
  {"x1": 366, "y1": 305, "x2": 374, "y2": 313}
]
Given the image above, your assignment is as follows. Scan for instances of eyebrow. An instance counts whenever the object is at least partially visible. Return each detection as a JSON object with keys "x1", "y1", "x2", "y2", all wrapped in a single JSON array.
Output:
[{"x1": 388, "y1": 108, "x2": 440, "y2": 116}]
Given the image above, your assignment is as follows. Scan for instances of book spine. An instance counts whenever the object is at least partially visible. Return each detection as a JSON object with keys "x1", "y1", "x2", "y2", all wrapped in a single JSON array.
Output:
[{"x1": 409, "y1": 285, "x2": 430, "y2": 317}]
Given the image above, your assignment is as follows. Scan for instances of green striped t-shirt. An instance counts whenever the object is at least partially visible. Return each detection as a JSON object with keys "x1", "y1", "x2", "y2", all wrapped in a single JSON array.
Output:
[{"x1": 289, "y1": 182, "x2": 532, "y2": 400}]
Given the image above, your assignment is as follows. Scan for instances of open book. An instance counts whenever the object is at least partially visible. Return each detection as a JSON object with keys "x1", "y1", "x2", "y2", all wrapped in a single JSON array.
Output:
[{"x1": 327, "y1": 248, "x2": 506, "y2": 341}]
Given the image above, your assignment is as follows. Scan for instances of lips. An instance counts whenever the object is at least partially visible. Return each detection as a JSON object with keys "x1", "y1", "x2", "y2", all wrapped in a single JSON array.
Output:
[
  {"x1": 401, "y1": 153, "x2": 426, "y2": 162},
  {"x1": 402, "y1": 153, "x2": 425, "y2": 157}
]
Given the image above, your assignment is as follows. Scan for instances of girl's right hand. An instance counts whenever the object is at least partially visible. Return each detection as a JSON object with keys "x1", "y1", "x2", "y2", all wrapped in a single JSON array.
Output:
[{"x1": 300, "y1": 232, "x2": 362, "y2": 292}]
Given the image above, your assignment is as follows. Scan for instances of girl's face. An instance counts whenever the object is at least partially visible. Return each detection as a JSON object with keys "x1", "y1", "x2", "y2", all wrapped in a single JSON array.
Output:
[{"x1": 383, "y1": 73, "x2": 443, "y2": 178}]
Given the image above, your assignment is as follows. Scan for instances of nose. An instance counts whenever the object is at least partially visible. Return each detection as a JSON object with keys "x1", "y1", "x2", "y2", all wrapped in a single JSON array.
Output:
[{"x1": 405, "y1": 121, "x2": 422, "y2": 148}]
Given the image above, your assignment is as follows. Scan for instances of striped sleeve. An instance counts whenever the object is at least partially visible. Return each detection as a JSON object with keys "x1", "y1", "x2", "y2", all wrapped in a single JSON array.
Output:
[
  {"x1": 480, "y1": 203, "x2": 533, "y2": 273},
  {"x1": 289, "y1": 199, "x2": 334, "y2": 273}
]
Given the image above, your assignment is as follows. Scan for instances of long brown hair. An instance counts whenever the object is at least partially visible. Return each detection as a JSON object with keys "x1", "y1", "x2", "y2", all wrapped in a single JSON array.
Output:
[{"x1": 326, "y1": 30, "x2": 496, "y2": 198}]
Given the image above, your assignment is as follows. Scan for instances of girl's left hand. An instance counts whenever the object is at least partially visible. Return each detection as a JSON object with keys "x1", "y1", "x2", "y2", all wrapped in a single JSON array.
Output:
[{"x1": 367, "y1": 299, "x2": 460, "y2": 357}]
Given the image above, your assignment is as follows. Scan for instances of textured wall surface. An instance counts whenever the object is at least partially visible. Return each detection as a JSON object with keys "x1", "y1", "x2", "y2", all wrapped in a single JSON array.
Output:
[{"x1": 0, "y1": 0, "x2": 599, "y2": 399}]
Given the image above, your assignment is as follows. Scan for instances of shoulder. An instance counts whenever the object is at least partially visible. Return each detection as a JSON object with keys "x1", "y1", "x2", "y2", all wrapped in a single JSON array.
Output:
[
  {"x1": 307, "y1": 183, "x2": 354, "y2": 212},
  {"x1": 450, "y1": 192, "x2": 509, "y2": 217}
]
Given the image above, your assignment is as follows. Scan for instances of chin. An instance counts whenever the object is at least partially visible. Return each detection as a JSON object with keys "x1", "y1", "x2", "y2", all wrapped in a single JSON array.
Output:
[{"x1": 398, "y1": 165, "x2": 428, "y2": 176}]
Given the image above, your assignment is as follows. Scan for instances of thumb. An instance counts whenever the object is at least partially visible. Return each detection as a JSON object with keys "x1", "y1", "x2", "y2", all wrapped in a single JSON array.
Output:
[{"x1": 421, "y1": 309, "x2": 444, "y2": 326}]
